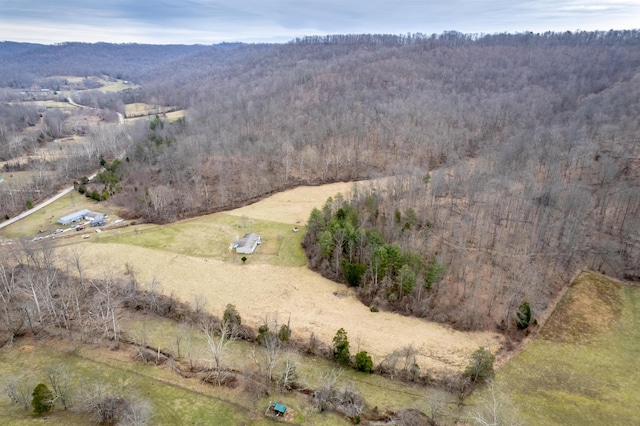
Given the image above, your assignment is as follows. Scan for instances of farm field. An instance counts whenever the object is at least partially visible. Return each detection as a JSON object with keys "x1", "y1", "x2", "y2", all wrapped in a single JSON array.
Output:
[
  {"x1": 1, "y1": 181, "x2": 504, "y2": 374},
  {"x1": 76, "y1": 240, "x2": 503, "y2": 373},
  {"x1": 472, "y1": 271, "x2": 640, "y2": 425},
  {"x1": 124, "y1": 102, "x2": 179, "y2": 118},
  {"x1": 58, "y1": 75, "x2": 139, "y2": 93},
  {"x1": 21, "y1": 100, "x2": 77, "y2": 109},
  {"x1": 2, "y1": 183, "x2": 637, "y2": 424},
  {"x1": 85, "y1": 182, "x2": 503, "y2": 373}
]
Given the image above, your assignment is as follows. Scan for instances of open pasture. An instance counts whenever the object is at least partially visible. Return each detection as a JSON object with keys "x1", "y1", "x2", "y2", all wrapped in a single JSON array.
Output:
[
  {"x1": 52, "y1": 75, "x2": 139, "y2": 93},
  {"x1": 52, "y1": 182, "x2": 504, "y2": 375},
  {"x1": 1, "y1": 181, "x2": 504, "y2": 375},
  {"x1": 20, "y1": 99, "x2": 77, "y2": 109},
  {"x1": 476, "y1": 271, "x2": 640, "y2": 425},
  {"x1": 125, "y1": 102, "x2": 179, "y2": 118},
  {"x1": 0, "y1": 338, "x2": 335, "y2": 425}
]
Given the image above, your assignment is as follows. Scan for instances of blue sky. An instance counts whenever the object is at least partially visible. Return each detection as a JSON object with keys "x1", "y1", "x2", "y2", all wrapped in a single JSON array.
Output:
[{"x1": 1, "y1": 0, "x2": 638, "y2": 44}]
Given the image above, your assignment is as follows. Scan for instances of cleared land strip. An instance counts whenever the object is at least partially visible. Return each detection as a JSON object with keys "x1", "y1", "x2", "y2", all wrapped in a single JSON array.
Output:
[{"x1": 76, "y1": 242, "x2": 503, "y2": 374}]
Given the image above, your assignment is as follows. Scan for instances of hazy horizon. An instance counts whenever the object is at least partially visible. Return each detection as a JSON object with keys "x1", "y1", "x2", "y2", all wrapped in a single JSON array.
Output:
[{"x1": 1, "y1": 0, "x2": 639, "y2": 45}]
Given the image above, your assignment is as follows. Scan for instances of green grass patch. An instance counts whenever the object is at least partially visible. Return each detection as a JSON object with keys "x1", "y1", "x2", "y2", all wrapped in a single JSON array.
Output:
[
  {"x1": 472, "y1": 272, "x2": 640, "y2": 425},
  {"x1": 57, "y1": 75, "x2": 138, "y2": 93},
  {"x1": 93, "y1": 213, "x2": 308, "y2": 267},
  {"x1": 540, "y1": 272, "x2": 623, "y2": 344},
  {"x1": 0, "y1": 340, "x2": 273, "y2": 425},
  {"x1": 96, "y1": 79, "x2": 138, "y2": 93}
]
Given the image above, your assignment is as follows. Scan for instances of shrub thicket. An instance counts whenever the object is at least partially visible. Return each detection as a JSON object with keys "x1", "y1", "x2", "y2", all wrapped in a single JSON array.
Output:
[
  {"x1": 31, "y1": 383, "x2": 53, "y2": 416},
  {"x1": 463, "y1": 347, "x2": 495, "y2": 383},
  {"x1": 355, "y1": 351, "x2": 373, "y2": 373}
]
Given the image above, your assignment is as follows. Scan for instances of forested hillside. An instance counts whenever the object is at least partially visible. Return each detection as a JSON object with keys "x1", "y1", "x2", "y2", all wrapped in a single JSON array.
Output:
[
  {"x1": 1, "y1": 31, "x2": 639, "y2": 331},
  {"x1": 0, "y1": 42, "x2": 255, "y2": 87}
]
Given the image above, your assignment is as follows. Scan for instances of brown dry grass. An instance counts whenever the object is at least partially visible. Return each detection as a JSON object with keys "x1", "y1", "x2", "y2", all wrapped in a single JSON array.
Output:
[
  {"x1": 124, "y1": 103, "x2": 177, "y2": 117},
  {"x1": 59, "y1": 183, "x2": 503, "y2": 375},
  {"x1": 227, "y1": 181, "x2": 363, "y2": 224},
  {"x1": 540, "y1": 271, "x2": 623, "y2": 344},
  {"x1": 75, "y1": 243, "x2": 502, "y2": 373}
]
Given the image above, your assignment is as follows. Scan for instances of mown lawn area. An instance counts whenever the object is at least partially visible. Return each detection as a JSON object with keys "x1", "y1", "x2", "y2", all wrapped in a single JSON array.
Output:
[
  {"x1": 92, "y1": 213, "x2": 308, "y2": 267},
  {"x1": 471, "y1": 271, "x2": 640, "y2": 425}
]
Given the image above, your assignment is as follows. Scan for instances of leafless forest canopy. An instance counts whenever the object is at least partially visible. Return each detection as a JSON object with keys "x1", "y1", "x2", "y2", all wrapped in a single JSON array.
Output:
[{"x1": 1, "y1": 31, "x2": 639, "y2": 331}]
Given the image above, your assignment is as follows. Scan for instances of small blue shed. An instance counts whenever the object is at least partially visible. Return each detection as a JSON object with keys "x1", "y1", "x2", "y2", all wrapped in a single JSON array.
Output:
[{"x1": 273, "y1": 402, "x2": 287, "y2": 416}]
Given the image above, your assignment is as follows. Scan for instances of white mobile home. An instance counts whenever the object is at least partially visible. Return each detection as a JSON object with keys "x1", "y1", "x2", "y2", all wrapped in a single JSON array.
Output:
[{"x1": 235, "y1": 233, "x2": 261, "y2": 254}]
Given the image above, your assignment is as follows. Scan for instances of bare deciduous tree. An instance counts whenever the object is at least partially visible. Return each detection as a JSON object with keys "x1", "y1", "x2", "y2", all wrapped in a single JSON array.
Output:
[
  {"x1": 2, "y1": 374, "x2": 34, "y2": 410},
  {"x1": 203, "y1": 318, "x2": 236, "y2": 386},
  {"x1": 46, "y1": 365, "x2": 73, "y2": 410},
  {"x1": 467, "y1": 381, "x2": 522, "y2": 426}
]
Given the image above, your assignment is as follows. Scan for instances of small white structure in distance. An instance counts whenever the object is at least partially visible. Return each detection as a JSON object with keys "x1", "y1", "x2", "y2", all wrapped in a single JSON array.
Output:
[
  {"x1": 84, "y1": 211, "x2": 105, "y2": 223},
  {"x1": 235, "y1": 233, "x2": 261, "y2": 254}
]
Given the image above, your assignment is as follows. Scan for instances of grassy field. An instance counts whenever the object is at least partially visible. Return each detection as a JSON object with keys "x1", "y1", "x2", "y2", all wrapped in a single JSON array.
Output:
[
  {"x1": 94, "y1": 78, "x2": 137, "y2": 93},
  {"x1": 164, "y1": 110, "x2": 186, "y2": 122},
  {"x1": 124, "y1": 103, "x2": 179, "y2": 117},
  {"x1": 92, "y1": 212, "x2": 308, "y2": 266},
  {"x1": 20, "y1": 100, "x2": 77, "y2": 109},
  {"x1": 0, "y1": 182, "x2": 503, "y2": 376},
  {"x1": 119, "y1": 314, "x2": 452, "y2": 415},
  {"x1": 0, "y1": 338, "x2": 348, "y2": 425},
  {"x1": 54, "y1": 75, "x2": 139, "y2": 93},
  {"x1": 470, "y1": 271, "x2": 640, "y2": 425}
]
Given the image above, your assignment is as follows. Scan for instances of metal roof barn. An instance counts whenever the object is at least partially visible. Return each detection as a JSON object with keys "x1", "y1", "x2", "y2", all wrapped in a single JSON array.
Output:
[{"x1": 57, "y1": 209, "x2": 91, "y2": 225}]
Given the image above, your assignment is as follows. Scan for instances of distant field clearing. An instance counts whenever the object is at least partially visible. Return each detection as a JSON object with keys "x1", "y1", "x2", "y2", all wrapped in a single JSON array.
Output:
[
  {"x1": 227, "y1": 181, "x2": 365, "y2": 224},
  {"x1": 125, "y1": 102, "x2": 179, "y2": 117}
]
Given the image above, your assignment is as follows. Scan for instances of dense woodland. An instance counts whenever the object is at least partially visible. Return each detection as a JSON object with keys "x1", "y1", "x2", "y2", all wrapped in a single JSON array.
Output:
[{"x1": 1, "y1": 31, "x2": 639, "y2": 331}]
